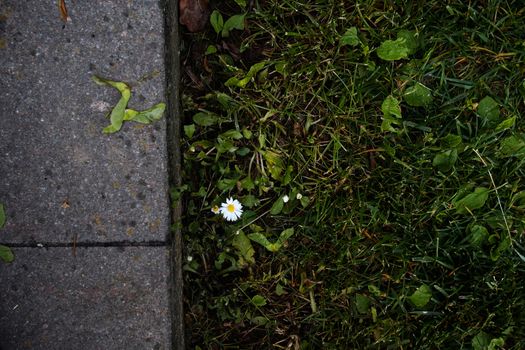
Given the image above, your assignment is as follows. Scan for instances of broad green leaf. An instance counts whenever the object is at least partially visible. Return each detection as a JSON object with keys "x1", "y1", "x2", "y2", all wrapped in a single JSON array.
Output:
[
  {"x1": 193, "y1": 112, "x2": 218, "y2": 126},
  {"x1": 251, "y1": 316, "x2": 268, "y2": 326},
  {"x1": 124, "y1": 103, "x2": 165, "y2": 124},
  {"x1": 222, "y1": 13, "x2": 245, "y2": 37},
  {"x1": 404, "y1": 83, "x2": 432, "y2": 107},
  {"x1": 240, "y1": 177, "x2": 255, "y2": 191},
  {"x1": 377, "y1": 38, "x2": 409, "y2": 61},
  {"x1": 210, "y1": 10, "x2": 224, "y2": 34},
  {"x1": 488, "y1": 338, "x2": 505, "y2": 350},
  {"x1": 274, "y1": 61, "x2": 287, "y2": 75},
  {"x1": 340, "y1": 27, "x2": 360, "y2": 47},
  {"x1": 500, "y1": 135, "x2": 525, "y2": 157},
  {"x1": 511, "y1": 191, "x2": 525, "y2": 208},
  {"x1": 408, "y1": 284, "x2": 432, "y2": 308},
  {"x1": 263, "y1": 150, "x2": 284, "y2": 180},
  {"x1": 236, "y1": 147, "x2": 250, "y2": 156},
  {"x1": 242, "y1": 194, "x2": 259, "y2": 207},
  {"x1": 234, "y1": 0, "x2": 247, "y2": 7},
  {"x1": 490, "y1": 237, "x2": 511, "y2": 261},
  {"x1": 300, "y1": 195, "x2": 309, "y2": 207},
  {"x1": 441, "y1": 134, "x2": 462, "y2": 148},
  {"x1": 433, "y1": 149, "x2": 458, "y2": 172},
  {"x1": 469, "y1": 225, "x2": 489, "y2": 246},
  {"x1": 397, "y1": 30, "x2": 419, "y2": 54},
  {"x1": 205, "y1": 45, "x2": 217, "y2": 55},
  {"x1": 355, "y1": 294, "x2": 370, "y2": 314},
  {"x1": 282, "y1": 165, "x2": 294, "y2": 186},
  {"x1": 277, "y1": 228, "x2": 295, "y2": 246},
  {"x1": 477, "y1": 96, "x2": 500, "y2": 126},
  {"x1": 248, "y1": 232, "x2": 272, "y2": 250},
  {"x1": 472, "y1": 332, "x2": 504, "y2": 350},
  {"x1": 216, "y1": 138, "x2": 236, "y2": 153},
  {"x1": 248, "y1": 233, "x2": 282, "y2": 252},
  {"x1": 455, "y1": 187, "x2": 490, "y2": 214},
  {"x1": 270, "y1": 197, "x2": 284, "y2": 215},
  {"x1": 381, "y1": 118, "x2": 401, "y2": 133},
  {"x1": 0, "y1": 244, "x2": 14, "y2": 263},
  {"x1": 93, "y1": 76, "x2": 131, "y2": 133},
  {"x1": 184, "y1": 124, "x2": 196, "y2": 138},
  {"x1": 275, "y1": 283, "x2": 287, "y2": 296},
  {"x1": 0, "y1": 204, "x2": 5, "y2": 228},
  {"x1": 251, "y1": 294, "x2": 267, "y2": 307},
  {"x1": 216, "y1": 178, "x2": 238, "y2": 191},
  {"x1": 495, "y1": 116, "x2": 516, "y2": 132},
  {"x1": 258, "y1": 132, "x2": 266, "y2": 148},
  {"x1": 367, "y1": 285, "x2": 381, "y2": 297},
  {"x1": 242, "y1": 128, "x2": 253, "y2": 139},
  {"x1": 220, "y1": 130, "x2": 243, "y2": 140},
  {"x1": 225, "y1": 62, "x2": 266, "y2": 88},
  {"x1": 381, "y1": 95, "x2": 402, "y2": 132},
  {"x1": 472, "y1": 332, "x2": 491, "y2": 350},
  {"x1": 382, "y1": 95, "x2": 402, "y2": 119},
  {"x1": 232, "y1": 230, "x2": 255, "y2": 265}
]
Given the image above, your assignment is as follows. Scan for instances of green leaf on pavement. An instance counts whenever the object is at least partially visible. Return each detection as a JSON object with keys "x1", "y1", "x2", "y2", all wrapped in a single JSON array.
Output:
[
  {"x1": 93, "y1": 76, "x2": 131, "y2": 134},
  {"x1": 0, "y1": 245, "x2": 14, "y2": 263},
  {"x1": 124, "y1": 103, "x2": 165, "y2": 124}
]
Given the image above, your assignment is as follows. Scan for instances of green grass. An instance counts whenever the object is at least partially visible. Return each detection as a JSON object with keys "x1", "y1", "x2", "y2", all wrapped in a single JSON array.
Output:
[{"x1": 179, "y1": 1, "x2": 525, "y2": 348}]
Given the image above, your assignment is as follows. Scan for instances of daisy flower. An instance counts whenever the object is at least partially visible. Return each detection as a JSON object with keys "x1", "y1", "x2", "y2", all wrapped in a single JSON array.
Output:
[
  {"x1": 211, "y1": 205, "x2": 220, "y2": 214},
  {"x1": 282, "y1": 195, "x2": 290, "y2": 203},
  {"x1": 296, "y1": 193, "x2": 303, "y2": 200},
  {"x1": 220, "y1": 197, "x2": 243, "y2": 221}
]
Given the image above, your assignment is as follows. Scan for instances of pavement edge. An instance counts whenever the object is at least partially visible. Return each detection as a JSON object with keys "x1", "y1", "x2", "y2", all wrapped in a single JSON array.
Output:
[{"x1": 163, "y1": 0, "x2": 186, "y2": 348}]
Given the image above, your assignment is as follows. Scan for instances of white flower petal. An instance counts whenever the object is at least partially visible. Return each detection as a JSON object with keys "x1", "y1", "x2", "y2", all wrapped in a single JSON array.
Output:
[{"x1": 219, "y1": 197, "x2": 243, "y2": 221}]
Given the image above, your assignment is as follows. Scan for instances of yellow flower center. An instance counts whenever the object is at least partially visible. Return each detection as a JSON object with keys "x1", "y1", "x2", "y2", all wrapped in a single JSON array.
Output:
[{"x1": 227, "y1": 204, "x2": 236, "y2": 213}]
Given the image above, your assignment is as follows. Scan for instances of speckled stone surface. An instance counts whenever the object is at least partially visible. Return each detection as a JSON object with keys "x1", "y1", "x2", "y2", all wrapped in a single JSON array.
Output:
[
  {"x1": 0, "y1": 0, "x2": 169, "y2": 243},
  {"x1": 0, "y1": 247, "x2": 171, "y2": 350}
]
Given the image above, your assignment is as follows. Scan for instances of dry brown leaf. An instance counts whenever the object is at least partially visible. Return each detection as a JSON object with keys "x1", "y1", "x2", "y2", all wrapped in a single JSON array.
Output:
[
  {"x1": 58, "y1": 0, "x2": 71, "y2": 23},
  {"x1": 179, "y1": 0, "x2": 209, "y2": 32}
]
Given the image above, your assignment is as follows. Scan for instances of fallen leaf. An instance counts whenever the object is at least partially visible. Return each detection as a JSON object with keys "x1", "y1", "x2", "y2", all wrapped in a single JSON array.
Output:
[
  {"x1": 61, "y1": 200, "x2": 70, "y2": 209},
  {"x1": 179, "y1": 0, "x2": 210, "y2": 33},
  {"x1": 58, "y1": 0, "x2": 71, "y2": 23}
]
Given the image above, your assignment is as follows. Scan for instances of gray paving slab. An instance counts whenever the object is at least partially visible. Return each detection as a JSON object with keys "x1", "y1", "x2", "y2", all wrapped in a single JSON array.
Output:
[
  {"x1": 0, "y1": 246, "x2": 171, "y2": 350},
  {"x1": 0, "y1": 0, "x2": 169, "y2": 243}
]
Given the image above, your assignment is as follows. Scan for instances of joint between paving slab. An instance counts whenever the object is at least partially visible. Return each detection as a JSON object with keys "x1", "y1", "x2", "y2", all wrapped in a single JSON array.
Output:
[{"x1": 164, "y1": 0, "x2": 186, "y2": 348}]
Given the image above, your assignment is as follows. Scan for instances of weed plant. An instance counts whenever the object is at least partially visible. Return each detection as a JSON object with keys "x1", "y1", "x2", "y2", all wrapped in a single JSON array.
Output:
[{"x1": 179, "y1": 1, "x2": 525, "y2": 348}]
